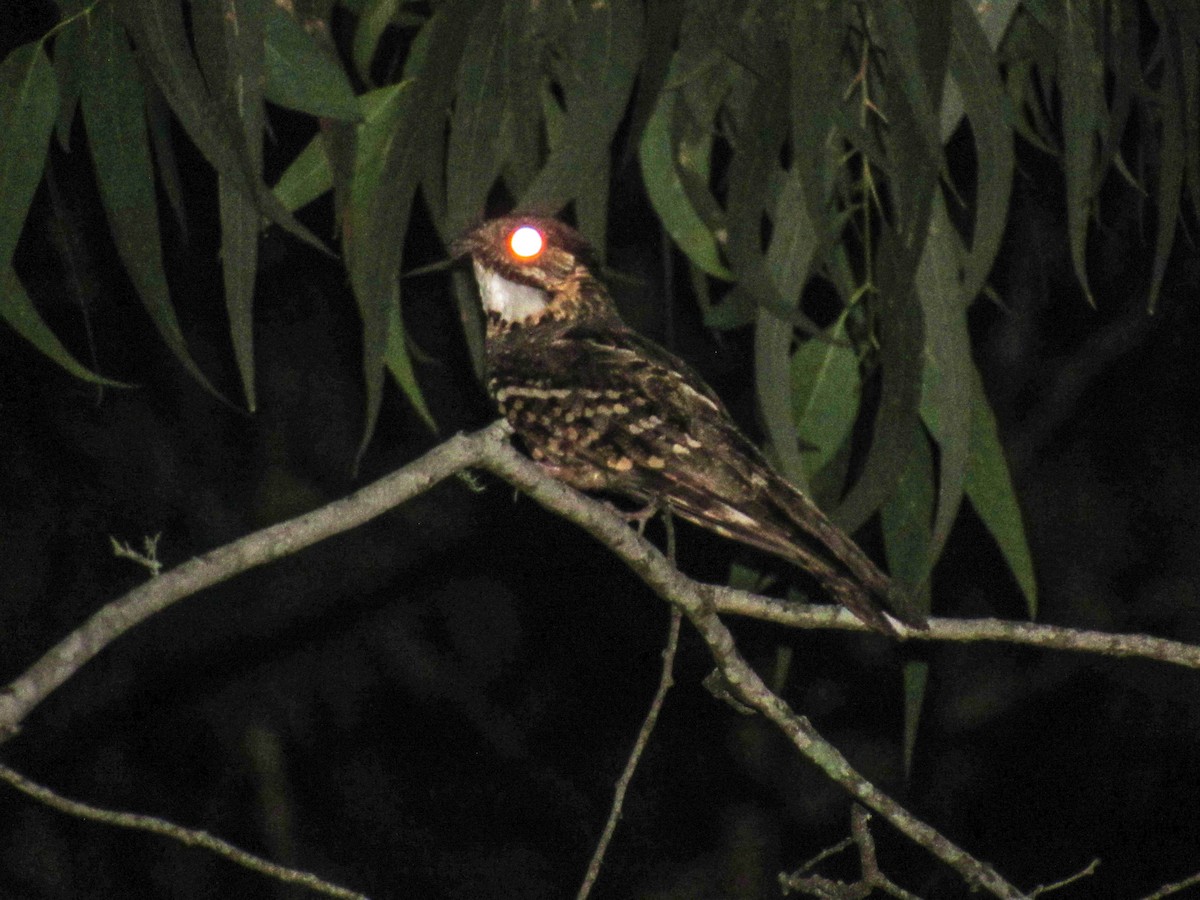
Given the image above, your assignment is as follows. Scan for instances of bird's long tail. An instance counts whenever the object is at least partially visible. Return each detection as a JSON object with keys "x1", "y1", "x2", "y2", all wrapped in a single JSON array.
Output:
[
  {"x1": 765, "y1": 474, "x2": 927, "y2": 634},
  {"x1": 662, "y1": 469, "x2": 925, "y2": 635}
]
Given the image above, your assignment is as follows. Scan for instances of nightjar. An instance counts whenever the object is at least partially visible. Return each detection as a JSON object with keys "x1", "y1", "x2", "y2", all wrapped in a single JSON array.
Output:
[{"x1": 454, "y1": 215, "x2": 922, "y2": 635}]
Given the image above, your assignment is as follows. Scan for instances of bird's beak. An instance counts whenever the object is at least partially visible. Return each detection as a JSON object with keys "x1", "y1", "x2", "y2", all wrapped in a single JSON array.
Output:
[
  {"x1": 400, "y1": 230, "x2": 475, "y2": 280},
  {"x1": 448, "y1": 235, "x2": 474, "y2": 260},
  {"x1": 449, "y1": 222, "x2": 486, "y2": 260}
]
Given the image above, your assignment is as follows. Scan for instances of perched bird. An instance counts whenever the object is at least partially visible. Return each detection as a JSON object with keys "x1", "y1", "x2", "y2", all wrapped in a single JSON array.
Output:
[{"x1": 454, "y1": 215, "x2": 922, "y2": 635}]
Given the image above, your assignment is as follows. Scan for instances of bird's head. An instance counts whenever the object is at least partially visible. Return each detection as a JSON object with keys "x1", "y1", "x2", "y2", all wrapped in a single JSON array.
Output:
[{"x1": 453, "y1": 216, "x2": 619, "y2": 332}]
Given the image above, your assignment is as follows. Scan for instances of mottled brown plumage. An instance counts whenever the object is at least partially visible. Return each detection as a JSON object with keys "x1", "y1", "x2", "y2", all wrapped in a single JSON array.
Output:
[{"x1": 454, "y1": 215, "x2": 922, "y2": 635}]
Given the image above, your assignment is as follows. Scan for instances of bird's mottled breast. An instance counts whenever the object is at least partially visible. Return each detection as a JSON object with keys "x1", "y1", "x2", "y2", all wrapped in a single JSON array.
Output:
[{"x1": 485, "y1": 325, "x2": 715, "y2": 494}]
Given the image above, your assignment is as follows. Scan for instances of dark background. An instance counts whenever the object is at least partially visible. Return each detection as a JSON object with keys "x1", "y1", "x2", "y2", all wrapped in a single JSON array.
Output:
[{"x1": 3, "y1": 2, "x2": 1200, "y2": 898}]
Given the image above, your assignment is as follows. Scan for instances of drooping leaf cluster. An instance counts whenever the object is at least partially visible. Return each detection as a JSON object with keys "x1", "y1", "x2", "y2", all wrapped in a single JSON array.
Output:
[{"x1": 4, "y1": 0, "x2": 1199, "y2": 622}]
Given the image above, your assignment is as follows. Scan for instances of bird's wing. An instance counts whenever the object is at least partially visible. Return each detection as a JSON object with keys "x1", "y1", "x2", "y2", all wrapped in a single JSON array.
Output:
[{"x1": 503, "y1": 326, "x2": 909, "y2": 631}]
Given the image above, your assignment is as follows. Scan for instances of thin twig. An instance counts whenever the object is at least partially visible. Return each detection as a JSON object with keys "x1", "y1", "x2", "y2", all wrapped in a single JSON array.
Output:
[
  {"x1": 576, "y1": 607, "x2": 682, "y2": 900},
  {"x1": 1027, "y1": 856, "x2": 1100, "y2": 896},
  {"x1": 0, "y1": 763, "x2": 366, "y2": 899},
  {"x1": 1137, "y1": 869, "x2": 1200, "y2": 900}
]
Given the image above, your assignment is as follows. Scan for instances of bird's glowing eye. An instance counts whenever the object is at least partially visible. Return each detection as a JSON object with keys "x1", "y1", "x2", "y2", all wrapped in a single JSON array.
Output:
[{"x1": 508, "y1": 226, "x2": 545, "y2": 260}]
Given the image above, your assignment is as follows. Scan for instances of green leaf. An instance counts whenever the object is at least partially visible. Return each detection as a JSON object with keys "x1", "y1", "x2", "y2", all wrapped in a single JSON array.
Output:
[
  {"x1": 639, "y1": 83, "x2": 731, "y2": 279},
  {"x1": 353, "y1": 0, "x2": 401, "y2": 84},
  {"x1": 948, "y1": 0, "x2": 1014, "y2": 305},
  {"x1": 939, "y1": 0, "x2": 1018, "y2": 139},
  {"x1": 1094, "y1": 3, "x2": 1138, "y2": 183},
  {"x1": 789, "y1": 2, "x2": 847, "y2": 227},
  {"x1": 0, "y1": 42, "x2": 58, "y2": 273},
  {"x1": 964, "y1": 369, "x2": 1037, "y2": 617},
  {"x1": 219, "y1": 177, "x2": 261, "y2": 410},
  {"x1": 791, "y1": 316, "x2": 861, "y2": 481},
  {"x1": 1145, "y1": 14, "x2": 1185, "y2": 314},
  {"x1": 144, "y1": 82, "x2": 189, "y2": 239},
  {"x1": 900, "y1": 0, "x2": 953, "y2": 120},
  {"x1": 225, "y1": 0, "x2": 267, "y2": 411},
  {"x1": 347, "y1": 1, "x2": 476, "y2": 465},
  {"x1": 832, "y1": 228, "x2": 925, "y2": 535},
  {"x1": 492, "y1": 0, "x2": 545, "y2": 200},
  {"x1": 264, "y1": 3, "x2": 361, "y2": 121},
  {"x1": 902, "y1": 659, "x2": 929, "y2": 779},
  {"x1": 194, "y1": 0, "x2": 268, "y2": 411},
  {"x1": 1059, "y1": 0, "x2": 1104, "y2": 305},
  {"x1": 444, "y1": 0, "x2": 507, "y2": 234},
  {"x1": 881, "y1": 424, "x2": 935, "y2": 604},
  {"x1": 1021, "y1": 0, "x2": 1058, "y2": 31},
  {"x1": 52, "y1": 14, "x2": 87, "y2": 149},
  {"x1": 882, "y1": 424, "x2": 935, "y2": 782},
  {"x1": 114, "y1": 0, "x2": 325, "y2": 252},
  {"x1": 874, "y1": 0, "x2": 947, "y2": 244},
  {"x1": 917, "y1": 196, "x2": 972, "y2": 574},
  {"x1": 274, "y1": 131, "x2": 333, "y2": 213},
  {"x1": 756, "y1": 172, "x2": 819, "y2": 487},
  {"x1": 385, "y1": 301, "x2": 436, "y2": 431},
  {"x1": 665, "y1": 46, "x2": 733, "y2": 247},
  {"x1": 724, "y1": 59, "x2": 790, "y2": 327},
  {"x1": 82, "y1": 6, "x2": 223, "y2": 399},
  {"x1": 880, "y1": 0, "x2": 951, "y2": 145},
  {"x1": 520, "y1": 0, "x2": 642, "y2": 255},
  {"x1": 274, "y1": 82, "x2": 410, "y2": 212},
  {"x1": 726, "y1": 51, "x2": 781, "y2": 267},
  {"x1": 1, "y1": 266, "x2": 130, "y2": 387},
  {"x1": 622, "y1": 0, "x2": 684, "y2": 163},
  {"x1": 882, "y1": 429, "x2": 935, "y2": 773}
]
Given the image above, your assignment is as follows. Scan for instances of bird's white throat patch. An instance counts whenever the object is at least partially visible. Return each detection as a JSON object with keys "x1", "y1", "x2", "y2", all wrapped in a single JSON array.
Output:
[{"x1": 474, "y1": 261, "x2": 549, "y2": 323}]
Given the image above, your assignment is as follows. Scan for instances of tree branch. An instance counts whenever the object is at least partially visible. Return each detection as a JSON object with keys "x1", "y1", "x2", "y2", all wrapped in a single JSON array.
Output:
[
  {"x1": 712, "y1": 594, "x2": 1200, "y2": 669},
  {"x1": 0, "y1": 763, "x2": 365, "y2": 899},
  {"x1": 0, "y1": 420, "x2": 515, "y2": 741},
  {"x1": 4, "y1": 421, "x2": 1198, "y2": 896}
]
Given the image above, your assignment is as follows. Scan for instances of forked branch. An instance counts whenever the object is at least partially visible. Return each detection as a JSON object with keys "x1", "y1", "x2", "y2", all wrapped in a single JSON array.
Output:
[{"x1": 4, "y1": 421, "x2": 1198, "y2": 896}]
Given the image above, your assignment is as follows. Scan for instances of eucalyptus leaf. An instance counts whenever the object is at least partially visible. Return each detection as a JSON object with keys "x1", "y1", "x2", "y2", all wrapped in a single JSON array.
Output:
[
  {"x1": 881, "y1": 426, "x2": 935, "y2": 780},
  {"x1": 0, "y1": 42, "x2": 57, "y2": 273},
  {"x1": 757, "y1": 172, "x2": 819, "y2": 488},
  {"x1": 195, "y1": 0, "x2": 268, "y2": 411},
  {"x1": 385, "y1": 302, "x2": 437, "y2": 432},
  {"x1": 114, "y1": 0, "x2": 325, "y2": 252},
  {"x1": 789, "y1": 2, "x2": 847, "y2": 225},
  {"x1": 82, "y1": 7, "x2": 223, "y2": 400},
  {"x1": 347, "y1": 0, "x2": 476, "y2": 465},
  {"x1": 1145, "y1": 11, "x2": 1185, "y2": 314},
  {"x1": 274, "y1": 82, "x2": 412, "y2": 214},
  {"x1": 52, "y1": 16, "x2": 86, "y2": 150},
  {"x1": 832, "y1": 229, "x2": 924, "y2": 535},
  {"x1": 639, "y1": 82, "x2": 731, "y2": 279},
  {"x1": 144, "y1": 82, "x2": 189, "y2": 239},
  {"x1": 520, "y1": 0, "x2": 641, "y2": 255},
  {"x1": 965, "y1": 369, "x2": 1037, "y2": 617},
  {"x1": 1, "y1": 266, "x2": 130, "y2": 387},
  {"x1": 791, "y1": 316, "x2": 861, "y2": 481},
  {"x1": 948, "y1": 0, "x2": 1014, "y2": 305},
  {"x1": 353, "y1": 0, "x2": 401, "y2": 85},
  {"x1": 445, "y1": 0, "x2": 507, "y2": 234},
  {"x1": 917, "y1": 196, "x2": 972, "y2": 572},
  {"x1": 881, "y1": 424, "x2": 935, "y2": 604},
  {"x1": 1059, "y1": 0, "x2": 1104, "y2": 305},
  {"x1": 264, "y1": 3, "x2": 361, "y2": 121}
]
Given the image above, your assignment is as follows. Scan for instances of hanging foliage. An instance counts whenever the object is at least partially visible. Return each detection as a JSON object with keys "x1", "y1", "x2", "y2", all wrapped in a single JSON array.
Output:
[{"x1": 4, "y1": 0, "x2": 1199, "y2": 617}]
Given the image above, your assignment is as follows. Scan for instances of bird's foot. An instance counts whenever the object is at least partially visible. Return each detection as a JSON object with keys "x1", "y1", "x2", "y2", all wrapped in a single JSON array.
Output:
[{"x1": 603, "y1": 499, "x2": 661, "y2": 536}]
